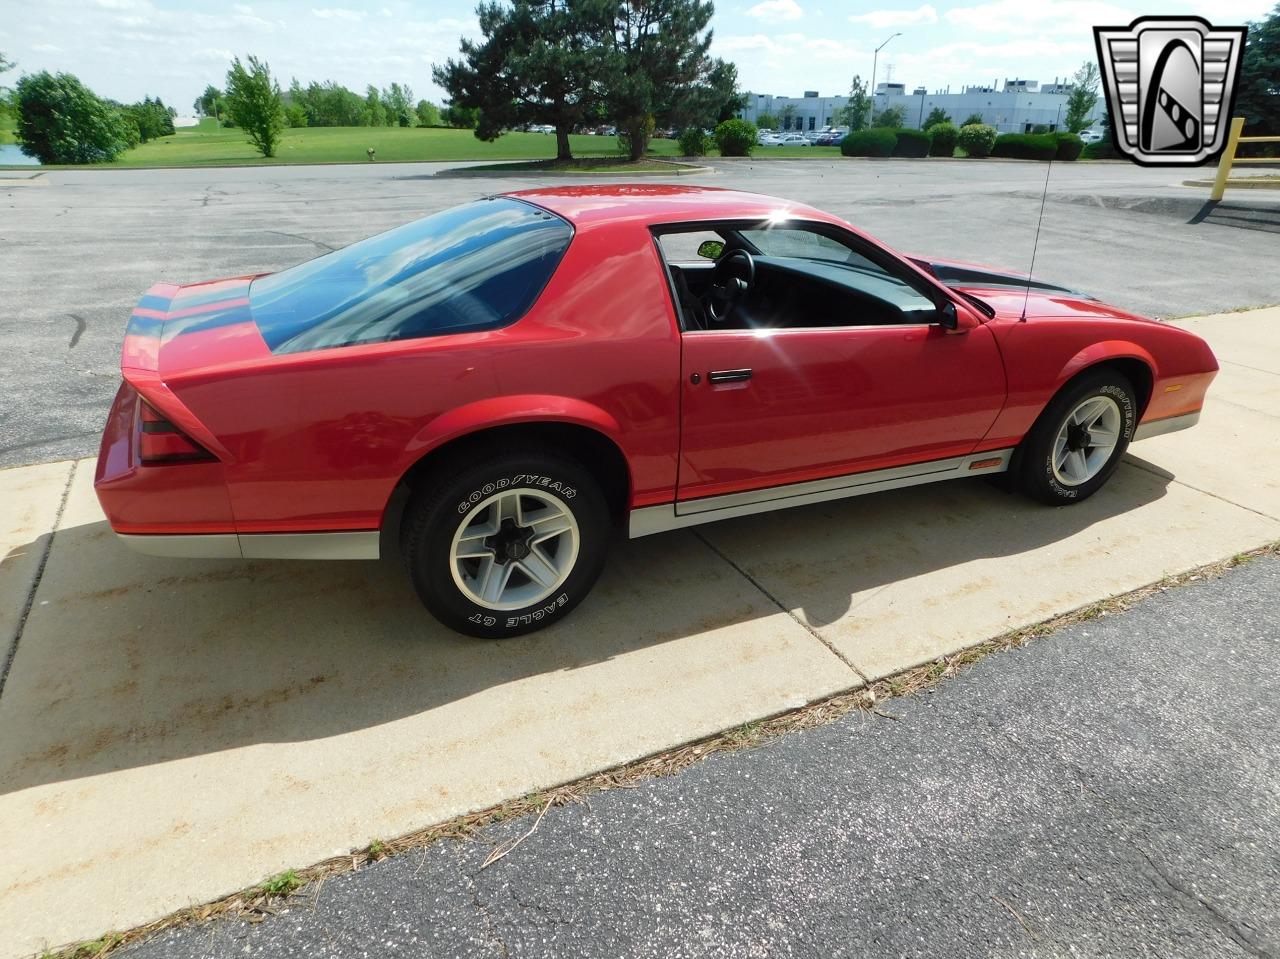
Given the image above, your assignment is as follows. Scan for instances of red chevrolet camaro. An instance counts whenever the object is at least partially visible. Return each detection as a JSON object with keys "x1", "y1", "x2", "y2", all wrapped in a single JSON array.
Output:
[{"x1": 95, "y1": 185, "x2": 1217, "y2": 637}]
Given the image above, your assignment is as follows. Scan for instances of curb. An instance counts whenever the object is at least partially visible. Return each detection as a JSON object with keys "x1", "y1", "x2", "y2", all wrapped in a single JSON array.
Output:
[{"x1": 433, "y1": 160, "x2": 714, "y2": 178}]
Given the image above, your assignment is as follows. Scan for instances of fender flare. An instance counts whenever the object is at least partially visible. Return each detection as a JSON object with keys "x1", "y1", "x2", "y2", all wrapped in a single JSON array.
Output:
[
  {"x1": 404, "y1": 394, "x2": 625, "y2": 459},
  {"x1": 1055, "y1": 341, "x2": 1158, "y2": 392}
]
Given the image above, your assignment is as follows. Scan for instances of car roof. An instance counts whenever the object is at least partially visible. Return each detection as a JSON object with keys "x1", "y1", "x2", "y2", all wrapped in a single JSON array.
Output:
[{"x1": 503, "y1": 184, "x2": 839, "y2": 229}]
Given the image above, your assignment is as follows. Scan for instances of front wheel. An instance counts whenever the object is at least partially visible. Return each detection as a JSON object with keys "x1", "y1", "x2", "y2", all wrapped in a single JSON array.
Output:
[
  {"x1": 1016, "y1": 369, "x2": 1138, "y2": 505},
  {"x1": 401, "y1": 451, "x2": 611, "y2": 638}
]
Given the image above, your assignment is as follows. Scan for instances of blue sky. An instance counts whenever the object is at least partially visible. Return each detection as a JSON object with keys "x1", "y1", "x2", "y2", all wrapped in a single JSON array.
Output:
[{"x1": 2, "y1": 0, "x2": 1272, "y2": 111}]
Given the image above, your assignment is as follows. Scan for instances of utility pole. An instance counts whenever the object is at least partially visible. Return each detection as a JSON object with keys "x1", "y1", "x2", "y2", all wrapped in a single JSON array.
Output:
[{"x1": 869, "y1": 32, "x2": 901, "y2": 128}]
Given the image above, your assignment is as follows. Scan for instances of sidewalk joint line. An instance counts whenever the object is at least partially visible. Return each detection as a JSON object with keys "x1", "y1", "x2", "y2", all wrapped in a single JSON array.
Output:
[
  {"x1": 0, "y1": 460, "x2": 77, "y2": 701},
  {"x1": 1219, "y1": 358, "x2": 1280, "y2": 379},
  {"x1": 692, "y1": 528, "x2": 869, "y2": 683},
  {"x1": 1126, "y1": 458, "x2": 1280, "y2": 524}
]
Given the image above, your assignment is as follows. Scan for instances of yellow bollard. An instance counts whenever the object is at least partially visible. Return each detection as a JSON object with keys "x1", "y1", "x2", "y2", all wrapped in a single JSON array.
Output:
[{"x1": 1210, "y1": 117, "x2": 1244, "y2": 202}]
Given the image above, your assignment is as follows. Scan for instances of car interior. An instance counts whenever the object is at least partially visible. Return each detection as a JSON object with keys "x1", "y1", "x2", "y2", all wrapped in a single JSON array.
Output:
[{"x1": 656, "y1": 221, "x2": 947, "y2": 332}]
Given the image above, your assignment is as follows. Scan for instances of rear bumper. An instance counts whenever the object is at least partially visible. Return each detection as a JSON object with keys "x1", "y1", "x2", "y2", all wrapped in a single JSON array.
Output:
[{"x1": 1132, "y1": 410, "x2": 1200, "y2": 441}]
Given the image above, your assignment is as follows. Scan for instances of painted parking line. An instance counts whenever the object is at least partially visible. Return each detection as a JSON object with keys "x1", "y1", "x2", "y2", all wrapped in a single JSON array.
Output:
[{"x1": 0, "y1": 309, "x2": 1274, "y2": 958}]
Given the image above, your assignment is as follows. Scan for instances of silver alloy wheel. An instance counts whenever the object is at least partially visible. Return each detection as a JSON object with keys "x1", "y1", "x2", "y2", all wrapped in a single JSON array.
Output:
[
  {"x1": 1052, "y1": 394, "x2": 1123, "y2": 486},
  {"x1": 449, "y1": 488, "x2": 580, "y2": 611}
]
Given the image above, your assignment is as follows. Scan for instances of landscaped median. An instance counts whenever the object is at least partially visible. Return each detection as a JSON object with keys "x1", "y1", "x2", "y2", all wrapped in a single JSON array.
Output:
[{"x1": 2, "y1": 310, "x2": 1278, "y2": 958}]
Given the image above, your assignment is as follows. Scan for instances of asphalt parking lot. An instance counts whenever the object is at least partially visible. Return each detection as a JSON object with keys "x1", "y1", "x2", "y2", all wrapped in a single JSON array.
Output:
[
  {"x1": 120, "y1": 552, "x2": 1280, "y2": 959},
  {"x1": 2, "y1": 161, "x2": 1279, "y2": 956},
  {"x1": 2, "y1": 157, "x2": 1279, "y2": 468}
]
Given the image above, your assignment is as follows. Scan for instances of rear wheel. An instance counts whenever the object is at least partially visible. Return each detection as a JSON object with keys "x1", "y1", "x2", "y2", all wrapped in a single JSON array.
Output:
[
  {"x1": 1016, "y1": 369, "x2": 1137, "y2": 505},
  {"x1": 401, "y1": 451, "x2": 610, "y2": 638}
]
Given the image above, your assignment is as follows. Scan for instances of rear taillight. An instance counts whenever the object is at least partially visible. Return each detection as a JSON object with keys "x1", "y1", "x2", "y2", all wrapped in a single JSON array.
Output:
[{"x1": 138, "y1": 402, "x2": 215, "y2": 464}]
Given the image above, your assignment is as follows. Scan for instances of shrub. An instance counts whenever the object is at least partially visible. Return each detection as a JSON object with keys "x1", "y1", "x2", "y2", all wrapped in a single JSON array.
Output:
[
  {"x1": 713, "y1": 118, "x2": 757, "y2": 157},
  {"x1": 1051, "y1": 131, "x2": 1084, "y2": 161},
  {"x1": 840, "y1": 129, "x2": 897, "y2": 157},
  {"x1": 678, "y1": 126, "x2": 710, "y2": 156},
  {"x1": 891, "y1": 128, "x2": 933, "y2": 157},
  {"x1": 991, "y1": 133, "x2": 1058, "y2": 160},
  {"x1": 926, "y1": 122, "x2": 958, "y2": 157},
  {"x1": 15, "y1": 71, "x2": 130, "y2": 164},
  {"x1": 956, "y1": 123, "x2": 997, "y2": 158}
]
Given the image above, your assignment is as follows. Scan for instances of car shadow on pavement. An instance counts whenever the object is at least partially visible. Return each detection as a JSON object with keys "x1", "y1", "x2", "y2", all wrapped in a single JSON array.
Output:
[{"x1": 0, "y1": 461, "x2": 1172, "y2": 796}]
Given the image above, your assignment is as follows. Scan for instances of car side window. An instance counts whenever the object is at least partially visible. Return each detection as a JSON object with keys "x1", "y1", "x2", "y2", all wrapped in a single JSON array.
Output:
[{"x1": 736, "y1": 223, "x2": 941, "y2": 327}]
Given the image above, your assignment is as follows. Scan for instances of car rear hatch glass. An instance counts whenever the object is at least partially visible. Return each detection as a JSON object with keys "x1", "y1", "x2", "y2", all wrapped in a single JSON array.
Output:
[{"x1": 248, "y1": 197, "x2": 573, "y2": 354}]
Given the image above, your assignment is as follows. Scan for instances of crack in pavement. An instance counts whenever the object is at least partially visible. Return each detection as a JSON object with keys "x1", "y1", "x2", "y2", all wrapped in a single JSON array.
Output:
[
  {"x1": 67, "y1": 313, "x2": 87, "y2": 349},
  {"x1": 459, "y1": 860, "x2": 511, "y2": 959},
  {"x1": 0, "y1": 460, "x2": 77, "y2": 701},
  {"x1": 1136, "y1": 849, "x2": 1275, "y2": 959},
  {"x1": 692, "y1": 528, "x2": 869, "y2": 682}
]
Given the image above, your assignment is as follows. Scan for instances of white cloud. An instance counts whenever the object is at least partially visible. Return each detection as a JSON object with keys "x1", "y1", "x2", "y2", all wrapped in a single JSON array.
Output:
[
  {"x1": 31, "y1": 42, "x2": 63, "y2": 52},
  {"x1": 848, "y1": 4, "x2": 938, "y2": 28},
  {"x1": 311, "y1": 7, "x2": 365, "y2": 21},
  {"x1": 943, "y1": 0, "x2": 1128, "y2": 36},
  {"x1": 745, "y1": 0, "x2": 804, "y2": 23}
]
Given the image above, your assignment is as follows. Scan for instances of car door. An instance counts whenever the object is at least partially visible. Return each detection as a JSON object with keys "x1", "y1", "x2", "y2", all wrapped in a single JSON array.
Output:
[{"x1": 669, "y1": 223, "x2": 1008, "y2": 508}]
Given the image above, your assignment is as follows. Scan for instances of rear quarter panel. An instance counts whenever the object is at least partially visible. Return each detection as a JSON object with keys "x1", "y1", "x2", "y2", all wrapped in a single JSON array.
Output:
[{"x1": 167, "y1": 217, "x2": 682, "y2": 533}]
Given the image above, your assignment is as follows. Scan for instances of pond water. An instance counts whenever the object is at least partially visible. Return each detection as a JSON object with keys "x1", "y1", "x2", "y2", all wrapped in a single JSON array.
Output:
[{"x1": 0, "y1": 144, "x2": 39, "y2": 165}]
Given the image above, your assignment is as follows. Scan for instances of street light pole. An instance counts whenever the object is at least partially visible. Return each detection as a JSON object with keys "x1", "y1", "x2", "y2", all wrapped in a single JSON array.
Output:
[{"x1": 869, "y1": 32, "x2": 902, "y2": 128}]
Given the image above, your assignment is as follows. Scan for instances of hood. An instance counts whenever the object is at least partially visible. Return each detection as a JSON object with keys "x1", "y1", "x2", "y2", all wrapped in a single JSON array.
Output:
[
  {"x1": 908, "y1": 254, "x2": 1157, "y2": 325},
  {"x1": 950, "y1": 285, "x2": 1160, "y2": 325}
]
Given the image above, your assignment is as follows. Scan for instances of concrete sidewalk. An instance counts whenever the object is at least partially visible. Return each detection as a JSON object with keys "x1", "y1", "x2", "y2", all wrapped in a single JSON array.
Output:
[{"x1": 1, "y1": 309, "x2": 1277, "y2": 957}]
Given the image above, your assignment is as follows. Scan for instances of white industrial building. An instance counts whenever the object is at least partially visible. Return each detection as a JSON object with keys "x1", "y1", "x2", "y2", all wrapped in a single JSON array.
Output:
[{"x1": 740, "y1": 78, "x2": 1107, "y2": 133}]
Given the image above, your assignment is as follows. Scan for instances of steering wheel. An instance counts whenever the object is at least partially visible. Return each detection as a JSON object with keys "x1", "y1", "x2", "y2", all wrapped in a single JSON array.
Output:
[{"x1": 704, "y1": 249, "x2": 755, "y2": 324}]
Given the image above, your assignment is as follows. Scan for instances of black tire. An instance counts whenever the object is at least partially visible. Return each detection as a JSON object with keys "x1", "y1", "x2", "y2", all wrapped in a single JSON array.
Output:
[
  {"x1": 400, "y1": 450, "x2": 610, "y2": 638},
  {"x1": 1016, "y1": 368, "x2": 1138, "y2": 505}
]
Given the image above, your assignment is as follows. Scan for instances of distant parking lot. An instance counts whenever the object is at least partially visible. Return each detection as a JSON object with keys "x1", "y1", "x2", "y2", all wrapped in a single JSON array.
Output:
[{"x1": 1, "y1": 158, "x2": 1278, "y2": 469}]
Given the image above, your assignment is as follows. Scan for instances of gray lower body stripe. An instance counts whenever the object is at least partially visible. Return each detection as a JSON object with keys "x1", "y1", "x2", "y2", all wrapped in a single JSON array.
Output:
[
  {"x1": 116, "y1": 531, "x2": 381, "y2": 560},
  {"x1": 630, "y1": 449, "x2": 1013, "y2": 538}
]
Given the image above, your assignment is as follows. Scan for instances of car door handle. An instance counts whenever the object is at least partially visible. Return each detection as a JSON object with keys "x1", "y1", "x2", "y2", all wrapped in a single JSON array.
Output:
[{"x1": 708, "y1": 368, "x2": 753, "y2": 383}]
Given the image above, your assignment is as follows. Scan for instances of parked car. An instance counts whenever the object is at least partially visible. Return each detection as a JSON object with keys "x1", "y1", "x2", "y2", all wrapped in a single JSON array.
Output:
[
  {"x1": 768, "y1": 134, "x2": 811, "y2": 146},
  {"x1": 815, "y1": 128, "x2": 848, "y2": 146},
  {"x1": 758, "y1": 132, "x2": 783, "y2": 146},
  {"x1": 97, "y1": 186, "x2": 1218, "y2": 637},
  {"x1": 1080, "y1": 129, "x2": 1106, "y2": 144}
]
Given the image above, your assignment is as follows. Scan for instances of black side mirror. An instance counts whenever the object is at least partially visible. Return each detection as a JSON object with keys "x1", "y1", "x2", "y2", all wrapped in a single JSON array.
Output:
[{"x1": 937, "y1": 301, "x2": 959, "y2": 330}]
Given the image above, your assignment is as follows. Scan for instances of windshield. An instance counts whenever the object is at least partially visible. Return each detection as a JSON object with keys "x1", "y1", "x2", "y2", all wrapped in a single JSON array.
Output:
[{"x1": 249, "y1": 197, "x2": 572, "y2": 354}]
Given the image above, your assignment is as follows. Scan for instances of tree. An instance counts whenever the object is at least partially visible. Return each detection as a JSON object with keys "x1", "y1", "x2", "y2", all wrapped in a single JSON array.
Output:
[
  {"x1": 605, "y1": 0, "x2": 715, "y2": 160},
  {"x1": 434, "y1": 0, "x2": 614, "y2": 161},
  {"x1": 778, "y1": 103, "x2": 797, "y2": 130},
  {"x1": 836, "y1": 75, "x2": 870, "y2": 131},
  {"x1": 873, "y1": 105, "x2": 904, "y2": 128},
  {"x1": 382, "y1": 82, "x2": 415, "y2": 127},
  {"x1": 294, "y1": 80, "x2": 366, "y2": 126},
  {"x1": 363, "y1": 85, "x2": 387, "y2": 126},
  {"x1": 1064, "y1": 60, "x2": 1100, "y2": 133},
  {"x1": 1237, "y1": 4, "x2": 1280, "y2": 134},
  {"x1": 755, "y1": 112, "x2": 777, "y2": 130},
  {"x1": 225, "y1": 55, "x2": 286, "y2": 157},
  {"x1": 923, "y1": 106, "x2": 949, "y2": 128},
  {"x1": 961, "y1": 111, "x2": 984, "y2": 126},
  {"x1": 194, "y1": 85, "x2": 222, "y2": 120},
  {"x1": 416, "y1": 100, "x2": 442, "y2": 126},
  {"x1": 122, "y1": 96, "x2": 175, "y2": 142},
  {"x1": 15, "y1": 71, "x2": 129, "y2": 163},
  {"x1": 0, "y1": 52, "x2": 15, "y2": 121},
  {"x1": 441, "y1": 103, "x2": 479, "y2": 128}
]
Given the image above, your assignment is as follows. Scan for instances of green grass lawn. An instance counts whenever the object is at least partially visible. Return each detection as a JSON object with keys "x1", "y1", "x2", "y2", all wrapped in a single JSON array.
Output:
[
  {"x1": 0, "y1": 117, "x2": 842, "y2": 168},
  {"x1": 0, "y1": 116, "x2": 16, "y2": 145}
]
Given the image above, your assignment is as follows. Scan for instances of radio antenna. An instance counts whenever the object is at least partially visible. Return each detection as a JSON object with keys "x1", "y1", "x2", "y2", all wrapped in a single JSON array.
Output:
[{"x1": 1020, "y1": 156, "x2": 1053, "y2": 322}]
